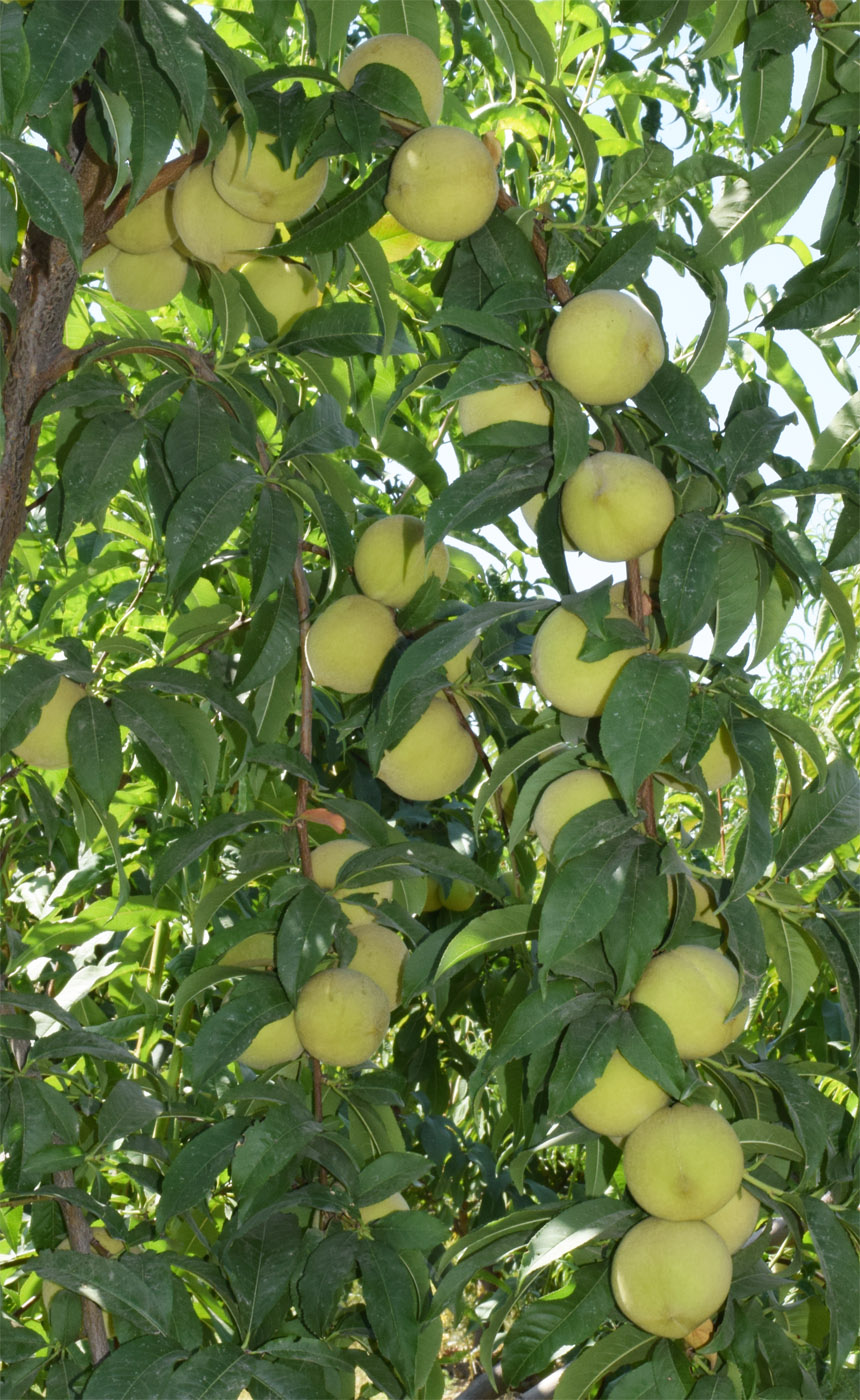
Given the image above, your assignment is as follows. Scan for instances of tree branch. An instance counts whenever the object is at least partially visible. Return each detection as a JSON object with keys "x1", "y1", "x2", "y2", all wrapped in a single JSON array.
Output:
[
  {"x1": 0, "y1": 143, "x2": 201, "y2": 584},
  {"x1": 52, "y1": 1170, "x2": 111, "y2": 1365}
]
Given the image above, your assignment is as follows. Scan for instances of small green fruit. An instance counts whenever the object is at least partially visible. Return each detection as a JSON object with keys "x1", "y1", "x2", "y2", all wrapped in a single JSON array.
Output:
[
  {"x1": 546, "y1": 289, "x2": 664, "y2": 405},
  {"x1": 12, "y1": 677, "x2": 87, "y2": 769},
  {"x1": 531, "y1": 597, "x2": 645, "y2": 718},
  {"x1": 622, "y1": 1103, "x2": 745, "y2": 1221},
  {"x1": 560, "y1": 451, "x2": 675, "y2": 563},
  {"x1": 354, "y1": 515, "x2": 448, "y2": 609},
  {"x1": 377, "y1": 695, "x2": 476, "y2": 802},
  {"x1": 347, "y1": 922, "x2": 408, "y2": 1010},
  {"x1": 107, "y1": 188, "x2": 177, "y2": 253},
  {"x1": 213, "y1": 121, "x2": 328, "y2": 224},
  {"x1": 359, "y1": 1192, "x2": 409, "y2": 1223},
  {"x1": 239, "y1": 257, "x2": 321, "y2": 335},
  {"x1": 295, "y1": 968, "x2": 390, "y2": 1066},
  {"x1": 305, "y1": 595, "x2": 401, "y2": 695},
  {"x1": 630, "y1": 944, "x2": 747, "y2": 1059},
  {"x1": 172, "y1": 163, "x2": 274, "y2": 271},
  {"x1": 532, "y1": 769, "x2": 620, "y2": 858},
  {"x1": 611, "y1": 1217, "x2": 732, "y2": 1338},
  {"x1": 105, "y1": 245, "x2": 188, "y2": 310},
  {"x1": 458, "y1": 381, "x2": 550, "y2": 435},
  {"x1": 569, "y1": 1049, "x2": 669, "y2": 1139},
  {"x1": 703, "y1": 1187, "x2": 760, "y2": 1253},
  {"x1": 385, "y1": 127, "x2": 498, "y2": 242},
  {"x1": 698, "y1": 725, "x2": 740, "y2": 791},
  {"x1": 339, "y1": 33, "x2": 444, "y2": 124},
  {"x1": 309, "y1": 838, "x2": 394, "y2": 923}
]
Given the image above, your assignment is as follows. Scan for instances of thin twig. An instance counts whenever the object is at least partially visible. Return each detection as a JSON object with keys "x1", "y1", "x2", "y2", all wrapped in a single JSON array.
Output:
[
  {"x1": 291, "y1": 553, "x2": 325, "y2": 1126},
  {"x1": 626, "y1": 554, "x2": 658, "y2": 839}
]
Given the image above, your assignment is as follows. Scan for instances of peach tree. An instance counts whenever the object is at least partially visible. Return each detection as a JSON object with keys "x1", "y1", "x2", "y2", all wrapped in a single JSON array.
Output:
[{"x1": 1, "y1": 1, "x2": 858, "y2": 1397}]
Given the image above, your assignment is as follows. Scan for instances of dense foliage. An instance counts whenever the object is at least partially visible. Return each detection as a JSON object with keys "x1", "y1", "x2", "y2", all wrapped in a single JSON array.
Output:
[{"x1": 1, "y1": 2, "x2": 858, "y2": 1398}]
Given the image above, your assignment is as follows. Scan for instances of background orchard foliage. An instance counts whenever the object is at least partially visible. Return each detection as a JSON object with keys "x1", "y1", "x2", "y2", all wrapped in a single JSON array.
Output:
[{"x1": 1, "y1": 1, "x2": 858, "y2": 1398}]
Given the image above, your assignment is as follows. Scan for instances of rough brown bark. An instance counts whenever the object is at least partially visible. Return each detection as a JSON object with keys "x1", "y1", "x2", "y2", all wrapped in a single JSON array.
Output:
[
  {"x1": 0, "y1": 143, "x2": 198, "y2": 584},
  {"x1": 52, "y1": 1169, "x2": 111, "y2": 1365}
]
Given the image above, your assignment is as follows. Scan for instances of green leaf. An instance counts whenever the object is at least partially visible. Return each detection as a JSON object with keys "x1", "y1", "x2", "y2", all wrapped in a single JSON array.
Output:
[
  {"x1": 0, "y1": 138, "x2": 83, "y2": 266},
  {"x1": 378, "y1": 0, "x2": 440, "y2": 51},
  {"x1": 804, "y1": 1195, "x2": 860, "y2": 1373},
  {"x1": 152, "y1": 812, "x2": 281, "y2": 893},
  {"x1": 601, "y1": 654, "x2": 689, "y2": 811},
  {"x1": 21, "y1": 0, "x2": 119, "y2": 120},
  {"x1": 106, "y1": 18, "x2": 181, "y2": 206},
  {"x1": 275, "y1": 885, "x2": 345, "y2": 1004},
  {"x1": 712, "y1": 537, "x2": 758, "y2": 658},
  {"x1": 697, "y1": 127, "x2": 840, "y2": 269},
  {"x1": 574, "y1": 222, "x2": 660, "y2": 294},
  {"x1": 502, "y1": 1267, "x2": 615, "y2": 1387},
  {"x1": 357, "y1": 1239, "x2": 420, "y2": 1389},
  {"x1": 283, "y1": 394, "x2": 357, "y2": 457},
  {"x1": 138, "y1": 0, "x2": 207, "y2": 138},
  {"x1": 349, "y1": 230, "x2": 398, "y2": 358},
  {"x1": 165, "y1": 462, "x2": 258, "y2": 595},
  {"x1": 437, "y1": 344, "x2": 531, "y2": 406},
  {"x1": 618, "y1": 1003, "x2": 686, "y2": 1098},
  {"x1": 33, "y1": 1250, "x2": 176, "y2": 1336},
  {"x1": 287, "y1": 161, "x2": 388, "y2": 256},
  {"x1": 522, "y1": 1201, "x2": 635, "y2": 1280},
  {"x1": 659, "y1": 513, "x2": 723, "y2": 646},
  {"x1": 82, "y1": 1339, "x2": 186, "y2": 1399},
  {"x1": 2, "y1": 1076, "x2": 79, "y2": 1191},
  {"x1": 741, "y1": 52, "x2": 792, "y2": 149},
  {"x1": 635, "y1": 363, "x2": 719, "y2": 476},
  {"x1": 425, "y1": 304, "x2": 526, "y2": 351},
  {"x1": 188, "y1": 976, "x2": 298, "y2": 1089},
  {"x1": 97, "y1": 1080, "x2": 162, "y2": 1146},
  {"x1": 0, "y1": 656, "x2": 71, "y2": 757},
  {"x1": 283, "y1": 299, "x2": 413, "y2": 356},
  {"x1": 539, "y1": 87, "x2": 599, "y2": 208},
  {"x1": 66, "y1": 697, "x2": 122, "y2": 810},
  {"x1": 424, "y1": 453, "x2": 550, "y2": 547},
  {"x1": 0, "y1": 3, "x2": 30, "y2": 134},
  {"x1": 307, "y1": 0, "x2": 360, "y2": 64},
  {"x1": 299, "y1": 1230, "x2": 358, "y2": 1336},
  {"x1": 697, "y1": 0, "x2": 747, "y2": 59},
  {"x1": 556, "y1": 1324, "x2": 655, "y2": 1399},
  {"x1": 720, "y1": 402, "x2": 794, "y2": 492},
  {"x1": 600, "y1": 842, "x2": 672, "y2": 999},
  {"x1": 547, "y1": 998, "x2": 623, "y2": 1119},
  {"x1": 764, "y1": 245, "x2": 860, "y2": 333},
  {"x1": 233, "y1": 579, "x2": 300, "y2": 691},
  {"x1": 248, "y1": 489, "x2": 300, "y2": 609},
  {"x1": 222, "y1": 1213, "x2": 301, "y2": 1347},
  {"x1": 687, "y1": 293, "x2": 729, "y2": 389},
  {"x1": 810, "y1": 392, "x2": 860, "y2": 473},
  {"x1": 760, "y1": 899, "x2": 820, "y2": 1033},
  {"x1": 478, "y1": 980, "x2": 578, "y2": 1085},
  {"x1": 90, "y1": 74, "x2": 133, "y2": 207},
  {"x1": 148, "y1": 1345, "x2": 250, "y2": 1399},
  {"x1": 351, "y1": 63, "x2": 431, "y2": 124},
  {"x1": 437, "y1": 904, "x2": 532, "y2": 978},
  {"x1": 539, "y1": 838, "x2": 633, "y2": 973},
  {"x1": 775, "y1": 758, "x2": 860, "y2": 876},
  {"x1": 58, "y1": 412, "x2": 145, "y2": 543},
  {"x1": 731, "y1": 1117, "x2": 803, "y2": 1162},
  {"x1": 111, "y1": 691, "x2": 219, "y2": 814},
  {"x1": 753, "y1": 1061, "x2": 838, "y2": 1178},
  {"x1": 357, "y1": 1151, "x2": 431, "y2": 1206},
  {"x1": 164, "y1": 381, "x2": 233, "y2": 491},
  {"x1": 605, "y1": 141, "x2": 674, "y2": 213}
]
